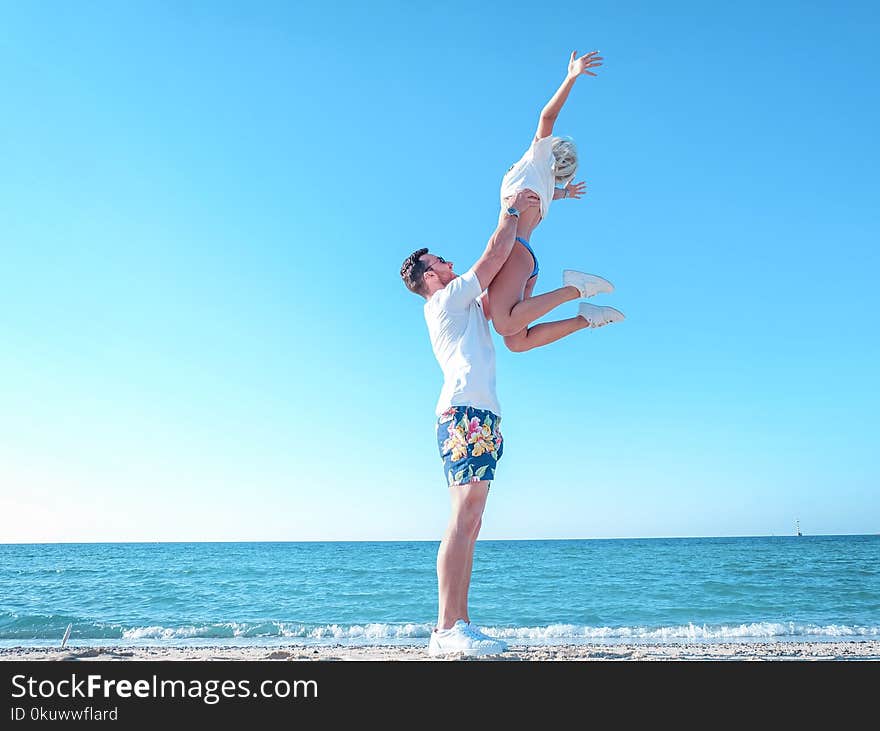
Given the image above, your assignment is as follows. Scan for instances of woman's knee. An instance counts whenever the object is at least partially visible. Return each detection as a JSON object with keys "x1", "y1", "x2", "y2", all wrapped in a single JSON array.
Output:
[
  {"x1": 503, "y1": 331, "x2": 530, "y2": 352},
  {"x1": 493, "y1": 315, "x2": 522, "y2": 338}
]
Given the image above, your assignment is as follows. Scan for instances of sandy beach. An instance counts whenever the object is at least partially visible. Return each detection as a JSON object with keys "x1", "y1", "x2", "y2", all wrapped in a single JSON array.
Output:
[{"x1": 2, "y1": 641, "x2": 879, "y2": 662}]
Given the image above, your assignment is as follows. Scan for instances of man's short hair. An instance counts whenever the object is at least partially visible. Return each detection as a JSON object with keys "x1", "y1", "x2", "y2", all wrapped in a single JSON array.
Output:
[{"x1": 400, "y1": 248, "x2": 429, "y2": 296}]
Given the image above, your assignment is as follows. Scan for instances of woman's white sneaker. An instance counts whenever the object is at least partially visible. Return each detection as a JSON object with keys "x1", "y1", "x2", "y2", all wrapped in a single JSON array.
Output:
[
  {"x1": 428, "y1": 620, "x2": 507, "y2": 657},
  {"x1": 578, "y1": 302, "x2": 626, "y2": 328},
  {"x1": 563, "y1": 269, "x2": 615, "y2": 298}
]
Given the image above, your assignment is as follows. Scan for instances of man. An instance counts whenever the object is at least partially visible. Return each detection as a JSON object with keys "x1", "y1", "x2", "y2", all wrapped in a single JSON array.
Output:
[{"x1": 399, "y1": 189, "x2": 622, "y2": 656}]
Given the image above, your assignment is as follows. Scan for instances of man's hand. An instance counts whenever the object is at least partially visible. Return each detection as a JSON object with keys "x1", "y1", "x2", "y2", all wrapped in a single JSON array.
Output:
[
  {"x1": 567, "y1": 50, "x2": 603, "y2": 80},
  {"x1": 512, "y1": 189, "x2": 541, "y2": 212}
]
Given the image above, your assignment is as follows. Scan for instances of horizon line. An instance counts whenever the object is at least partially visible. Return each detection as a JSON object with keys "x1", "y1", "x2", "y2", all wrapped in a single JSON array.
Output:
[{"x1": 1, "y1": 532, "x2": 877, "y2": 546}]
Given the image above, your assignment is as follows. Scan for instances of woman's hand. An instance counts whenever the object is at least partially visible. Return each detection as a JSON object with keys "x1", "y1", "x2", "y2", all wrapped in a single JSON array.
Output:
[
  {"x1": 565, "y1": 180, "x2": 587, "y2": 199},
  {"x1": 567, "y1": 50, "x2": 603, "y2": 80}
]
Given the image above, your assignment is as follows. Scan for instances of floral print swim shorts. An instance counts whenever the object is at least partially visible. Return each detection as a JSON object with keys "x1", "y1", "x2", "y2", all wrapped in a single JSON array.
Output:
[{"x1": 436, "y1": 405, "x2": 504, "y2": 487}]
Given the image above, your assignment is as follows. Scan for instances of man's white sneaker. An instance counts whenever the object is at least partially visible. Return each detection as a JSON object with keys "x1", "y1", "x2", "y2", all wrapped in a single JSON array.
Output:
[
  {"x1": 428, "y1": 620, "x2": 507, "y2": 657},
  {"x1": 578, "y1": 302, "x2": 626, "y2": 328},
  {"x1": 563, "y1": 269, "x2": 615, "y2": 298},
  {"x1": 466, "y1": 623, "x2": 509, "y2": 651}
]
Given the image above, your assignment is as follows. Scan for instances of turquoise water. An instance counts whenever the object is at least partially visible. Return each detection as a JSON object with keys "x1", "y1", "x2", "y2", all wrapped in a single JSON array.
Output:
[{"x1": 1, "y1": 535, "x2": 878, "y2": 647}]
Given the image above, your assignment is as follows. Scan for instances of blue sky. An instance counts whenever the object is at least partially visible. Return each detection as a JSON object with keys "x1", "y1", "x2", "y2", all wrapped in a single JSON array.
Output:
[{"x1": 1, "y1": 1, "x2": 877, "y2": 542}]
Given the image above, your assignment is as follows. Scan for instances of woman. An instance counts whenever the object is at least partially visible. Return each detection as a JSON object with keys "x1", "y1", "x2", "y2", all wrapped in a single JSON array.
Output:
[{"x1": 487, "y1": 50, "x2": 625, "y2": 352}]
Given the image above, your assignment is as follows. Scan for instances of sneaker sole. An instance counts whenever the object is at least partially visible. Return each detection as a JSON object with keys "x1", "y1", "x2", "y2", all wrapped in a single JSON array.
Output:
[
  {"x1": 601, "y1": 306, "x2": 625, "y2": 323},
  {"x1": 428, "y1": 645, "x2": 506, "y2": 657},
  {"x1": 580, "y1": 306, "x2": 625, "y2": 327}
]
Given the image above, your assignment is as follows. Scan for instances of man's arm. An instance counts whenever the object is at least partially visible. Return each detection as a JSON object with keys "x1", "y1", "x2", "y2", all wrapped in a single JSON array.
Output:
[
  {"x1": 472, "y1": 189, "x2": 540, "y2": 291},
  {"x1": 535, "y1": 50, "x2": 603, "y2": 140}
]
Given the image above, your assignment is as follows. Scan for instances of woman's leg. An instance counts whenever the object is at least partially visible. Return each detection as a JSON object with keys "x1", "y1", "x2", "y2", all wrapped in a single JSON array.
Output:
[
  {"x1": 488, "y1": 247, "x2": 581, "y2": 338},
  {"x1": 490, "y1": 192, "x2": 584, "y2": 344},
  {"x1": 487, "y1": 242, "x2": 531, "y2": 335},
  {"x1": 502, "y1": 314, "x2": 590, "y2": 352},
  {"x1": 502, "y1": 273, "x2": 594, "y2": 351}
]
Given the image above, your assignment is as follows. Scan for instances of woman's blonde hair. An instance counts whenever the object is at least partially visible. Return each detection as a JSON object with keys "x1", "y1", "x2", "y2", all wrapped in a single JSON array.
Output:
[{"x1": 551, "y1": 136, "x2": 578, "y2": 186}]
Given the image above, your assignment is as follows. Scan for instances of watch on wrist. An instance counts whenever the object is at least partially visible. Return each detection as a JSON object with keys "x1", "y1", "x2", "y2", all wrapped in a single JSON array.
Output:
[{"x1": 506, "y1": 206, "x2": 520, "y2": 218}]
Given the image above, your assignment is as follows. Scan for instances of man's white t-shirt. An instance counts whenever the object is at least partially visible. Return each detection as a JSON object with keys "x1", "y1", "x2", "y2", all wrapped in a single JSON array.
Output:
[
  {"x1": 424, "y1": 269, "x2": 501, "y2": 417},
  {"x1": 499, "y1": 135, "x2": 556, "y2": 218}
]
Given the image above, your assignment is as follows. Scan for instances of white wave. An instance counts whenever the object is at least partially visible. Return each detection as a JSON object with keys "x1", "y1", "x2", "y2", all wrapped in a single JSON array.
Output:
[
  {"x1": 122, "y1": 623, "x2": 250, "y2": 640},
  {"x1": 283, "y1": 623, "x2": 432, "y2": 639},
  {"x1": 488, "y1": 622, "x2": 880, "y2": 641},
  {"x1": 122, "y1": 622, "x2": 434, "y2": 641},
  {"x1": 116, "y1": 621, "x2": 879, "y2": 643}
]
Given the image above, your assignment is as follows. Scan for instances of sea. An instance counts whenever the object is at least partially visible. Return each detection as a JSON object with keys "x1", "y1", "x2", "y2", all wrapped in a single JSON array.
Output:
[{"x1": 1, "y1": 535, "x2": 878, "y2": 648}]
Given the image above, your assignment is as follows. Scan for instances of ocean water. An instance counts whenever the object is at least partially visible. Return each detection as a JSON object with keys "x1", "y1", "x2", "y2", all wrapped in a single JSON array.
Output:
[{"x1": 1, "y1": 536, "x2": 878, "y2": 648}]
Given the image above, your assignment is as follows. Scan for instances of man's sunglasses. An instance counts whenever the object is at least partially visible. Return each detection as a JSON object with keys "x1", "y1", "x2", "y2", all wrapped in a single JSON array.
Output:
[{"x1": 425, "y1": 256, "x2": 447, "y2": 273}]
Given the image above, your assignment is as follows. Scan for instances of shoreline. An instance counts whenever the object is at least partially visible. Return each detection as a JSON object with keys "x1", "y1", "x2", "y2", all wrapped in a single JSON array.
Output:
[{"x1": 2, "y1": 640, "x2": 879, "y2": 661}]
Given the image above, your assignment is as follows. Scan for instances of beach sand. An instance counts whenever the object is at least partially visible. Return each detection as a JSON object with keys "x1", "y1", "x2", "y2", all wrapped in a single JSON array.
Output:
[{"x1": 2, "y1": 641, "x2": 879, "y2": 661}]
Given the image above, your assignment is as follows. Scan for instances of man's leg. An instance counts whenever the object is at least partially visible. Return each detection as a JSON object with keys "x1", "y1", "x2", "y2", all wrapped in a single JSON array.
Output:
[
  {"x1": 460, "y1": 517, "x2": 482, "y2": 623},
  {"x1": 436, "y1": 481, "x2": 489, "y2": 630}
]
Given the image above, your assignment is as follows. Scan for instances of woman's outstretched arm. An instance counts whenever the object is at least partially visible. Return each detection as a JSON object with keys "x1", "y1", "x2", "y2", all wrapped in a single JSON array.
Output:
[{"x1": 535, "y1": 50, "x2": 603, "y2": 140}]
